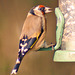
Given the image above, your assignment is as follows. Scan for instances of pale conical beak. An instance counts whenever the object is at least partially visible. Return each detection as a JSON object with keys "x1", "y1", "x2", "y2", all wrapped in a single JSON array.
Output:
[{"x1": 45, "y1": 7, "x2": 52, "y2": 13}]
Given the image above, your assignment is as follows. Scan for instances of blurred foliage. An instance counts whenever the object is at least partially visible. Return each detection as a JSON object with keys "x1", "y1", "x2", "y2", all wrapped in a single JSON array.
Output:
[{"x1": 0, "y1": 0, "x2": 75, "y2": 75}]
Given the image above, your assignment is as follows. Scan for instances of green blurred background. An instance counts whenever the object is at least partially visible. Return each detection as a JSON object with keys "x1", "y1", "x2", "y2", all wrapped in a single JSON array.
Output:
[{"x1": 0, "y1": 0, "x2": 75, "y2": 75}]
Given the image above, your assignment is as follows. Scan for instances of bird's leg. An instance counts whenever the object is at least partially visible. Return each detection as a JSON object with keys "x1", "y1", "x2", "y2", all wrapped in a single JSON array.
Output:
[{"x1": 43, "y1": 41, "x2": 55, "y2": 50}]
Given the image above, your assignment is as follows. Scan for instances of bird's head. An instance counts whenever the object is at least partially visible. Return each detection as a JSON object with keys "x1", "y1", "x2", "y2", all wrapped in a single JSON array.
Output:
[{"x1": 28, "y1": 5, "x2": 52, "y2": 17}]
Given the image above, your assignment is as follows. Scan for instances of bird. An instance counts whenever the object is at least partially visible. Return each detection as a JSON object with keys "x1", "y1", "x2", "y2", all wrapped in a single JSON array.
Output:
[{"x1": 11, "y1": 5, "x2": 52, "y2": 75}]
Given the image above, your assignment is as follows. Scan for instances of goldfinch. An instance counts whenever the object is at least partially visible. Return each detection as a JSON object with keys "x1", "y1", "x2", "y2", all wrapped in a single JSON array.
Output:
[{"x1": 11, "y1": 5, "x2": 52, "y2": 75}]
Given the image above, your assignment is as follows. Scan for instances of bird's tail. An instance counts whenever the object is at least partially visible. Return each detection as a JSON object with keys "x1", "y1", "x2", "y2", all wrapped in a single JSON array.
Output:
[
  {"x1": 11, "y1": 35, "x2": 37, "y2": 74},
  {"x1": 10, "y1": 57, "x2": 23, "y2": 75}
]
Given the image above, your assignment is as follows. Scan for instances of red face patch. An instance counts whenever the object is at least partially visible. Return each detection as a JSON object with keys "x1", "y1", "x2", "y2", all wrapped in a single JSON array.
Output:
[
  {"x1": 38, "y1": 5, "x2": 45, "y2": 15},
  {"x1": 39, "y1": 5, "x2": 45, "y2": 8}
]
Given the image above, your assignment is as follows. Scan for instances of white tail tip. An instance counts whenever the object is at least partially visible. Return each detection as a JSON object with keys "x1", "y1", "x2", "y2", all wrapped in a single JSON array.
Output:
[{"x1": 10, "y1": 69, "x2": 17, "y2": 75}]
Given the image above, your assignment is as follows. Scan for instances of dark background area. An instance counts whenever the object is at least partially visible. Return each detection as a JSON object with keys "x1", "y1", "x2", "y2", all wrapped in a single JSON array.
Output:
[{"x1": 0, "y1": 0, "x2": 75, "y2": 75}]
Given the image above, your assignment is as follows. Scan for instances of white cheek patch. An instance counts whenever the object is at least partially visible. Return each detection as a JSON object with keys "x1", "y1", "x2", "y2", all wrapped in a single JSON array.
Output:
[{"x1": 34, "y1": 6, "x2": 39, "y2": 10}]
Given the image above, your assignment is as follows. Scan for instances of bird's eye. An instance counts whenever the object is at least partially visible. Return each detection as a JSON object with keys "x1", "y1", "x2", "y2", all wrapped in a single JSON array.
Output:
[{"x1": 39, "y1": 7, "x2": 45, "y2": 11}]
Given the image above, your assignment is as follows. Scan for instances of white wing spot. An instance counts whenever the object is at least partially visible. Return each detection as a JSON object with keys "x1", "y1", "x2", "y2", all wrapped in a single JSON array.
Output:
[
  {"x1": 18, "y1": 49, "x2": 21, "y2": 52},
  {"x1": 22, "y1": 53, "x2": 25, "y2": 55},
  {"x1": 22, "y1": 39, "x2": 27, "y2": 41},
  {"x1": 16, "y1": 59, "x2": 20, "y2": 64},
  {"x1": 20, "y1": 43, "x2": 28, "y2": 52},
  {"x1": 20, "y1": 43, "x2": 27, "y2": 47},
  {"x1": 24, "y1": 43, "x2": 27, "y2": 47},
  {"x1": 24, "y1": 49, "x2": 28, "y2": 52}
]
